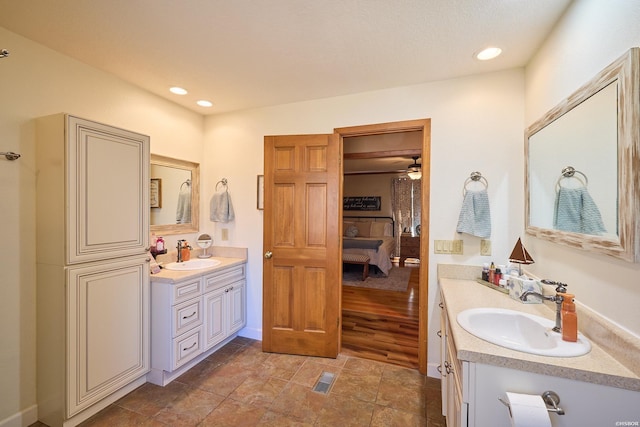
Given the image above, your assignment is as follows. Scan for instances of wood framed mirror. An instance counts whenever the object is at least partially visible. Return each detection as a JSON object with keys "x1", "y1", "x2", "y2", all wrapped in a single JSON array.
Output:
[
  {"x1": 150, "y1": 154, "x2": 200, "y2": 235},
  {"x1": 525, "y1": 48, "x2": 639, "y2": 262}
]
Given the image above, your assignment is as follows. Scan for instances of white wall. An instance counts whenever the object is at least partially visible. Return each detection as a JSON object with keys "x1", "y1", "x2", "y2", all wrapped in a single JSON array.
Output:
[
  {"x1": 524, "y1": 0, "x2": 640, "y2": 336},
  {"x1": 0, "y1": 26, "x2": 204, "y2": 426},
  {"x1": 204, "y1": 69, "x2": 526, "y2": 375}
]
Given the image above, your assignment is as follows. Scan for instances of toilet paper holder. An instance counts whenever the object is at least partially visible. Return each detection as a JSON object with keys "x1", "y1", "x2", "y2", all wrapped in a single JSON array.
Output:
[{"x1": 498, "y1": 390, "x2": 565, "y2": 415}]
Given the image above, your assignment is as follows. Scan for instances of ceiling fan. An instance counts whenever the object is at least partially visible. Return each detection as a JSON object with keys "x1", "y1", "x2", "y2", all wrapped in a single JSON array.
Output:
[{"x1": 407, "y1": 156, "x2": 422, "y2": 180}]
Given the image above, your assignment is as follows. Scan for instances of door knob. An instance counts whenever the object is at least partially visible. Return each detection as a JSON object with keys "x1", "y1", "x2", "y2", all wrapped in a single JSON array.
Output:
[{"x1": 264, "y1": 251, "x2": 273, "y2": 259}]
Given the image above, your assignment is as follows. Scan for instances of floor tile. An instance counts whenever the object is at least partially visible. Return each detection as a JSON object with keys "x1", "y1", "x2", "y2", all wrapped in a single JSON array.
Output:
[{"x1": 32, "y1": 337, "x2": 444, "y2": 427}]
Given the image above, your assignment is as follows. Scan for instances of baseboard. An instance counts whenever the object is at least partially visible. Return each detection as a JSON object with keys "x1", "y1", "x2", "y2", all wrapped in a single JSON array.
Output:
[
  {"x1": 238, "y1": 326, "x2": 261, "y2": 341},
  {"x1": 0, "y1": 404, "x2": 38, "y2": 427}
]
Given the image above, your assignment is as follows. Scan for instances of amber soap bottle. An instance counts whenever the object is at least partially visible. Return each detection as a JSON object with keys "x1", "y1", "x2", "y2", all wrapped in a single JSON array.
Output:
[{"x1": 559, "y1": 293, "x2": 577, "y2": 342}]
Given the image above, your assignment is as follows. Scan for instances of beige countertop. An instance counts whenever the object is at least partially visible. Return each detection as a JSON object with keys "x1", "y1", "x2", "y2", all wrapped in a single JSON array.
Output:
[
  {"x1": 149, "y1": 246, "x2": 248, "y2": 284},
  {"x1": 439, "y1": 276, "x2": 640, "y2": 392},
  {"x1": 149, "y1": 256, "x2": 246, "y2": 284}
]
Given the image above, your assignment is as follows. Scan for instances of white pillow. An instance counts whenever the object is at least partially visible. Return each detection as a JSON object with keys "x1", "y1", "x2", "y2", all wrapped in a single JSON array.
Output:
[
  {"x1": 354, "y1": 221, "x2": 371, "y2": 237},
  {"x1": 370, "y1": 222, "x2": 387, "y2": 237}
]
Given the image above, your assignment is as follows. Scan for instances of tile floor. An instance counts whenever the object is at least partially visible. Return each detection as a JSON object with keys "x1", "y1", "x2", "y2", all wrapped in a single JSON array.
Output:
[{"x1": 31, "y1": 337, "x2": 448, "y2": 426}]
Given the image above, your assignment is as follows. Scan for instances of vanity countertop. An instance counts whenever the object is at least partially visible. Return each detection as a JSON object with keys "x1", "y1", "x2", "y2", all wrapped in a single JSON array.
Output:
[
  {"x1": 440, "y1": 277, "x2": 640, "y2": 392},
  {"x1": 150, "y1": 256, "x2": 247, "y2": 284}
]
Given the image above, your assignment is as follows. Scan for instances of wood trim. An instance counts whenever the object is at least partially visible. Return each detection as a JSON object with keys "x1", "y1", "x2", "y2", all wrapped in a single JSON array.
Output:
[{"x1": 335, "y1": 118, "x2": 431, "y2": 374}]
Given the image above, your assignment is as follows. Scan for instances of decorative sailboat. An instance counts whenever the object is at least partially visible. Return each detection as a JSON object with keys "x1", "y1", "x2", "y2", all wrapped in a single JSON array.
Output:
[{"x1": 508, "y1": 237, "x2": 535, "y2": 276}]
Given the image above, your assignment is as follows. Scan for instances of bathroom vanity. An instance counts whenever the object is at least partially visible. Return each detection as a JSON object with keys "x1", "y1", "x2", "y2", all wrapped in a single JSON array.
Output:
[
  {"x1": 438, "y1": 266, "x2": 640, "y2": 427},
  {"x1": 148, "y1": 248, "x2": 247, "y2": 386}
]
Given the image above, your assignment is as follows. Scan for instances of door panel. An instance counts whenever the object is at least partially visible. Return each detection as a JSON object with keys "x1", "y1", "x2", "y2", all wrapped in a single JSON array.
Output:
[{"x1": 263, "y1": 134, "x2": 341, "y2": 358}]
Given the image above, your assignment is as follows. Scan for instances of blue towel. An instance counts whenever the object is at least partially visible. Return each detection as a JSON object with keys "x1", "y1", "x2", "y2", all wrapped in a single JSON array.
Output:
[
  {"x1": 210, "y1": 190, "x2": 235, "y2": 223},
  {"x1": 175, "y1": 188, "x2": 191, "y2": 224},
  {"x1": 456, "y1": 189, "x2": 491, "y2": 238},
  {"x1": 553, "y1": 187, "x2": 605, "y2": 235}
]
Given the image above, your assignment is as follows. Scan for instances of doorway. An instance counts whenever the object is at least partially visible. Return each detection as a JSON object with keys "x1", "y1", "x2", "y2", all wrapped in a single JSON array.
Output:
[{"x1": 335, "y1": 119, "x2": 431, "y2": 374}]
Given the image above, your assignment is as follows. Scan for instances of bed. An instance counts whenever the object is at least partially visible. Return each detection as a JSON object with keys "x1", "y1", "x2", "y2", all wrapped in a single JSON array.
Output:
[{"x1": 342, "y1": 216, "x2": 396, "y2": 276}]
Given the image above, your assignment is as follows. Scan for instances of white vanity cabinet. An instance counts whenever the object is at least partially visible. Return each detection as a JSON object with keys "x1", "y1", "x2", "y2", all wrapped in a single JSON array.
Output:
[
  {"x1": 439, "y1": 287, "x2": 640, "y2": 427},
  {"x1": 149, "y1": 262, "x2": 247, "y2": 386},
  {"x1": 36, "y1": 114, "x2": 150, "y2": 427},
  {"x1": 439, "y1": 296, "x2": 468, "y2": 427}
]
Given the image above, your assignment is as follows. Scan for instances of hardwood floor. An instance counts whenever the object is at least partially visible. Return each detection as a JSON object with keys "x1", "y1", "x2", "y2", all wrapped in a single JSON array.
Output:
[{"x1": 341, "y1": 264, "x2": 420, "y2": 369}]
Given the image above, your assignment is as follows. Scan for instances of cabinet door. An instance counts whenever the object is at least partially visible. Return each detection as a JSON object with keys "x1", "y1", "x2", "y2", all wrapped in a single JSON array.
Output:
[
  {"x1": 67, "y1": 116, "x2": 150, "y2": 263},
  {"x1": 203, "y1": 287, "x2": 227, "y2": 350},
  {"x1": 67, "y1": 256, "x2": 149, "y2": 417},
  {"x1": 228, "y1": 280, "x2": 246, "y2": 335}
]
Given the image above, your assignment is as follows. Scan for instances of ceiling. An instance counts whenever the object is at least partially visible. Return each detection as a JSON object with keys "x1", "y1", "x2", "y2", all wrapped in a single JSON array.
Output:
[{"x1": 0, "y1": 0, "x2": 572, "y2": 115}]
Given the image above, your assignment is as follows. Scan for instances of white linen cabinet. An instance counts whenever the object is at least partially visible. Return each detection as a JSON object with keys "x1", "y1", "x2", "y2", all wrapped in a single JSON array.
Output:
[{"x1": 36, "y1": 114, "x2": 150, "y2": 427}]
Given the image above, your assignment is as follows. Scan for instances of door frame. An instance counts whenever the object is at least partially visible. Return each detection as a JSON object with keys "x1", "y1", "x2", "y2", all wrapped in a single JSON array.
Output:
[{"x1": 335, "y1": 119, "x2": 431, "y2": 374}]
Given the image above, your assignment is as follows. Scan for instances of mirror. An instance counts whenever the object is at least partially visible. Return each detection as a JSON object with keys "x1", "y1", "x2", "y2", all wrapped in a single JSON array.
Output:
[
  {"x1": 150, "y1": 154, "x2": 200, "y2": 235},
  {"x1": 525, "y1": 48, "x2": 639, "y2": 263}
]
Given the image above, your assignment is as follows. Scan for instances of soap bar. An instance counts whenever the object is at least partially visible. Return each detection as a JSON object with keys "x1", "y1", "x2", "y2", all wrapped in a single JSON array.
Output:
[{"x1": 508, "y1": 277, "x2": 543, "y2": 303}]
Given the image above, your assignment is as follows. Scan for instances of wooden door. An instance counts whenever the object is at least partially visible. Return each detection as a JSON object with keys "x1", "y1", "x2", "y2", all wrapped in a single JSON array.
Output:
[{"x1": 262, "y1": 134, "x2": 341, "y2": 357}]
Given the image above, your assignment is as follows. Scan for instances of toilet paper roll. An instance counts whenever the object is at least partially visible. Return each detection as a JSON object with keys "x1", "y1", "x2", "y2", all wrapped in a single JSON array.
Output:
[{"x1": 505, "y1": 392, "x2": 552, "y2": 427}]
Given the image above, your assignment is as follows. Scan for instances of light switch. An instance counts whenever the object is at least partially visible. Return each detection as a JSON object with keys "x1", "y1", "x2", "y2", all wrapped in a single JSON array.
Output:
[
  {"x1": 434, "y1": 240, "x2": 464, "y2": 254},
  {"x1": 221, "y1": 228, "x2": 229, "y2": 241}
]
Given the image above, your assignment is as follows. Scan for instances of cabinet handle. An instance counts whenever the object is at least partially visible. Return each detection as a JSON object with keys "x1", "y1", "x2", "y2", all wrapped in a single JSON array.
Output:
[
  {"x1": 229, "y1": 286, "x2": 234, "y2": 290},
  {"x1": 437, "y1": 330, "x2": 442, "y2": 338},
  {"x1": 182, "y1": 311, "x2": 197, "y2": 319},
  {"x1": 439, "y1": 302, "x2": 444, "y2": 309},
  {"x1": 437, "y1": 364, "x2": 443, "y2": 375},
  {"x1": 183, "y1": 342, "x2": 197, "y2": 351},
  {"x1": 225, "y1": 288, "x2": 229, "y2": 293}
]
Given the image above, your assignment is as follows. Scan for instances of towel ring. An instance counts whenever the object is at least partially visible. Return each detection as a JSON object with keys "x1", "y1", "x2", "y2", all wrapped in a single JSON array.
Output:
[
  {"x1": 180, "y1": 179, "x2": 191, "y2": 191},
  {"x1": 463, "y1": 171, "x2": 488, "y2": 196},
  {"x1": 555, "y1": 166, "x2": 588, "y2": 192},
  {"x1": 216, "y1": 178, "x2": 228, "y2": 192}
]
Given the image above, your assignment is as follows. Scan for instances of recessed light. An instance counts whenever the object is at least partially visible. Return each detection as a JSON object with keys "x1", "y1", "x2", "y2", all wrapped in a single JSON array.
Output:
[
  {"x1": 475, "y1": 47, "x2": 502, "y2": 61},
  {"x1": 169, "y1": 86, "x2": 188, "y2": 95},
  {"x1": 196, "y1": 100, "x2": 213, "y2": 107}
]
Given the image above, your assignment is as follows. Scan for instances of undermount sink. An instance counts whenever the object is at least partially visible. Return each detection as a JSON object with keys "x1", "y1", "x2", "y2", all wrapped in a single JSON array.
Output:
[
  {"x1": 163, "y1": 258, "x2": 221, "y2": 271},
  {"x1": 456, "y1": 307, "x2": 591, "y2": 357}
]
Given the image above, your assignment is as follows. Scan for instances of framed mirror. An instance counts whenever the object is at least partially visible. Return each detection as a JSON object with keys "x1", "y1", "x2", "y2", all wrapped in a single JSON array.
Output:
[
  {"x1": 150, "y1": 154, "x2": 200, "y2": 235},
  {"x1": 525, "y1": 48, "x2": 639, "y2": 263}
]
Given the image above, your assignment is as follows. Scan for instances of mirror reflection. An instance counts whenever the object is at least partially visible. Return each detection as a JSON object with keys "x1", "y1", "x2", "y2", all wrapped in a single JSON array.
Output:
[
  {"x1": 150, "y1": 154, "x2": 200, "y2": 235},
  {"x1": 528, "y1": 81, "x2": 618, "y2": 237},
  {"x1": 525, "y1": 48, "x2": 639, "y2": 263}
]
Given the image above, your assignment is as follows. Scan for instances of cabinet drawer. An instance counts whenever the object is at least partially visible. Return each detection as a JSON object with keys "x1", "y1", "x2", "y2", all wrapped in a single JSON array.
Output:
[
  {"x1": 402, "y1": 246, "x2": 421, "y2": 257},
  {"x1": 173, "y1": 298, "x2": 203, "y2": 337},
  {"x1": 204, "y1": 265, "x2": 246, "y2": 292},
  {"x1": 172, "y1": 278, "x2": 202, "y2": 304},
  {"x1": 172, "y1": 327, "x2": 203, "y2": 370}
]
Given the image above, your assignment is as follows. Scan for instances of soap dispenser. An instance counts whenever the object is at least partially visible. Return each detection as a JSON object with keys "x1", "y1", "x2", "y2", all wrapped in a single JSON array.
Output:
[
  {"x1": 181, "y1": 240, "x2": 192, "y2": 262},
  {"x1": 559, "y1": 293, "x2": 577, "y2": 342}
]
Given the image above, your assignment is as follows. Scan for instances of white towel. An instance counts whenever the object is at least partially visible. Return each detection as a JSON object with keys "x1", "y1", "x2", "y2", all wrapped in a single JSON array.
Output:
[
  {"x1": 456, "y1": 189, "x2": 491, "y2": 238},
  {"x1": 175, "y1": 188, "x2": 191, "y2": 224},
  {"x1": 210, "y1": 190, "x2": 235, "y2": 223},
  {"x1": 553, "y1": 186, "x2": 605, "y2": 235}
]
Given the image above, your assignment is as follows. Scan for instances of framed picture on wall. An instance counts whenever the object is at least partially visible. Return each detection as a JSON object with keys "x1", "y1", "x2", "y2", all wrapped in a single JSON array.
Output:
[
  {"x1": 150, "y1": 178, "x2": 162, "y2": 208},
  {"x1": 257, "y1": 175, "x2": 264, "y2": 210}
]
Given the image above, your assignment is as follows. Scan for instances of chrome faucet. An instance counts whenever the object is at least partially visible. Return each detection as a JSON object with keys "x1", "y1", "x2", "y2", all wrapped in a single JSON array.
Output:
[
  {"x1": 176, "y1": 239, "x2": 185, "y2": 263},
  {"x1": 520, "y1": 280, "x2": 568, "y2": 333}
]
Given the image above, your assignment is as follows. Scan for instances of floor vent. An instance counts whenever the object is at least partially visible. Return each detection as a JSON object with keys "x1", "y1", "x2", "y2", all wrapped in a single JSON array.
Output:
[{"x1": 312, "y1": 371, "x2": 336, "y2": 394}]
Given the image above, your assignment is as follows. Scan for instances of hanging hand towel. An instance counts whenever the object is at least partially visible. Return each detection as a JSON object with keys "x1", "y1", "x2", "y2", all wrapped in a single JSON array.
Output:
[
  {"x1": 210, "y1": 190, "x2": 235, "y2": 223},
  {"x1": 456, "y1": 189, "x2": 491, "y2": 238},
  {"x1": 553, "y1": 186, "x2": 605, "y2": 235},
  {"x1": 175, "y1": 187, "x2": 191, "y2": 224}
]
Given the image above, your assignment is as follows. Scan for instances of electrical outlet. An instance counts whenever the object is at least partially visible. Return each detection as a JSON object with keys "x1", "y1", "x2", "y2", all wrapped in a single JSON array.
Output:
[
  {"x1": 221, "y1": 228, "x2": 229, "y2": 241},
  {"x1": 480, "y1": 239, "x2": 492, "y2": 256}
]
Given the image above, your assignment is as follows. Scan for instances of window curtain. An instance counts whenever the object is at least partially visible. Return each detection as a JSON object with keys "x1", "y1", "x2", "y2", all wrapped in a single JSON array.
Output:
[{"x1": 392, "y1": 177, "x2": 422, "y2": 254}]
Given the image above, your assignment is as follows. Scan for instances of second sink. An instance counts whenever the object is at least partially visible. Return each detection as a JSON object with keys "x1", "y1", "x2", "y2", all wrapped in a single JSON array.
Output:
[
  {"x1": 456, "y1": 307, "x2": 591, "y2": 357},
  {"x1": 163, "y1": 258, "x2": 221, "y2": 271}
]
